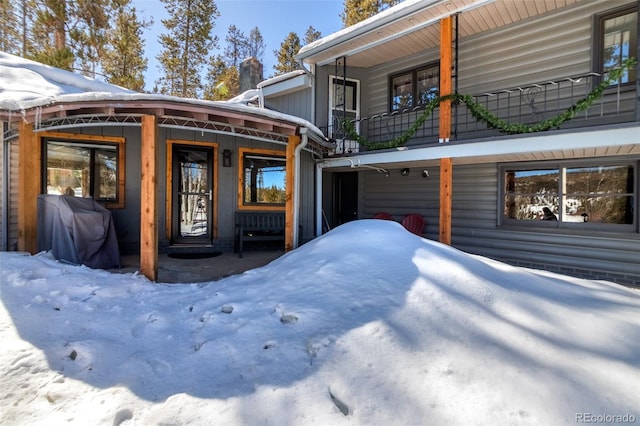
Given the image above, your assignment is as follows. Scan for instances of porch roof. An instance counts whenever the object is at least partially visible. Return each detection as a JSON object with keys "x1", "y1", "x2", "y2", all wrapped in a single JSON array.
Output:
[
  {"x1": 0, "y1": 52, "x2": 331, "y2": 149},
  {"x1": 296, "y1": 0, "x2": 581, "y2": 68}
]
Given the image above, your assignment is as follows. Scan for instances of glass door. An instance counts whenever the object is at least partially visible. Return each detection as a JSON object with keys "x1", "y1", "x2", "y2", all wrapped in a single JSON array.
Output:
[{"x1": 172, "y1": 145, "x2": 214, "y2": 244}]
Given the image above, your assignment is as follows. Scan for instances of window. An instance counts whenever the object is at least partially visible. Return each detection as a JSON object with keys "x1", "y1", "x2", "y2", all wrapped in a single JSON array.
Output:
[
  {"x1": 238, "y1": 148, "x2": 286, "y2": 209},
  {"x1": 596, "y1": 5, "x2": 638, "y2": 86},
  {"x1": 501, "y1": 160, "x2": 636, "y2": 230},
  {"x1": 390, "y1": 63, "x2": 439, "y2": 111},
  {"x1": 42, "y1": 134, "x2": 125, "y2": 207}
]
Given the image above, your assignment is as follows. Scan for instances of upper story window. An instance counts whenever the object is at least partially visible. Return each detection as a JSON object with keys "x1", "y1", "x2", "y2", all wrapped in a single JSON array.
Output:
[
  {"x1": 238, "y1": 147, "x2": 286, "y2": 210},
  {"x1": 390, "y1": 63, "x2": 439, "y2": 111},
  {"x1": 43, "y1": 136, "x2": 124, "y2": 207},
  {"x1": 501, "y1": 160, "x2": 636, "y2": 231},
  {"x1": 596, "y1": 4, "x2": 638, "y2": 86}
]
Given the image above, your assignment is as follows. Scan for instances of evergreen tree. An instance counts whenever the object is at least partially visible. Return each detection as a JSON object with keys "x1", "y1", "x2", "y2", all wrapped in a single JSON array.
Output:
[
  {"x1": 203, "y1": 54, "x2": 239, "y2": 101},
  {"x1": 246, "y1": 26, "x2": 265, "y2": 61},
  {"x1": 341, "y1": 0, "x2": 400, "y2": 27},
  {"x1": 273, "y1": 31, "x2": 301, "y2": 76},
  {"x1": 30, "y1": 0, "x2": 74, "y2": 70},
  {"x1": 156, "y1": 0, "x2": 220, "y2": 98},
  {"x1": 102, "y1": 1, "x2": 151, "y2": 92},
  {"x1": 303, "y1": 25, "x2": 321, "y2": 45},
  {"x1": 0, "y1": 0, "x2": 21, "y2": 54},
  {"x1": 224, "y1": 24, "x2": 247, "y2": 68},
  {"x1": 24, "y1": 0, "x2": 117, "y2": 75}
]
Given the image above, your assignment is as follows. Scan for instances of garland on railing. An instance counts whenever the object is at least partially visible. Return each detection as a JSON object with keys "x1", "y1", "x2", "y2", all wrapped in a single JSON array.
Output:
[{"x1": 340, "y1": 57, "x2": 637, "y2": 150}]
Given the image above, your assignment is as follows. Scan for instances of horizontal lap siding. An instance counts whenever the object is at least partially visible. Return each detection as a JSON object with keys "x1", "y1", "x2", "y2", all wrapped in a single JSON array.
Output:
[
  {"x1": 451, "y1": 164, "x2": 640, "y2": 285},
  {"x1": 362, "y1": 168, "x2": 441, "y2": 240},
  {"x1": 457, "y1": 1, "x2": 598, "y2": 95}
]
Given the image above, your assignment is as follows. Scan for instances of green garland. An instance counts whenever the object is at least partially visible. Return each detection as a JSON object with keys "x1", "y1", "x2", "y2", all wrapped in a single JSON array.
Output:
[{"x1": 340, "y1": 57, "x2": 637, "y2": 150}]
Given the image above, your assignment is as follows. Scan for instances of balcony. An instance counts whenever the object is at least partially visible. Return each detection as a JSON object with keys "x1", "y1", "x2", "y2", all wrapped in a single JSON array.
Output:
[{"x1": 326, "y1": 71, "x2": 638, "y2": 153}]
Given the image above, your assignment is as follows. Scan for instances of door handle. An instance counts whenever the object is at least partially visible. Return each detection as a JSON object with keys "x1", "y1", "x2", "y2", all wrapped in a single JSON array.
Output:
[{"x1": 207, "y1": 189, "x2": 212, "y2": 200}]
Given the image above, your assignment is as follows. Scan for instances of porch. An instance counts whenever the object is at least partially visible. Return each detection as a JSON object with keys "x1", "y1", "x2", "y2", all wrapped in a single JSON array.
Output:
[
  {"x1": 327, "y1": 69, "x2": 637, "y2": 151},
  {"x1": 112, "y1": 250, "x2": 283, "y2": 284}
]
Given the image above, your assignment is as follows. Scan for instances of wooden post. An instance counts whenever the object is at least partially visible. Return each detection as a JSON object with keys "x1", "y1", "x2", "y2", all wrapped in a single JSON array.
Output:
[
  {"x1": 17, "y1": 121, "x2": 39, "y2": 254},
  {"x1": 439, "y1": 16, "x2": 453, "y2": 245},
  {"x1": 285, "y1": 134, "x2": 300, "y2": 252},
  {"x1": 140, "y1": 115, "x2": 158, "y2": 281}
]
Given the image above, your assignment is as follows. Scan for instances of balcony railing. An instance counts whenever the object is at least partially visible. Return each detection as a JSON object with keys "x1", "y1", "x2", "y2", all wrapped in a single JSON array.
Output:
[{"x1": 325, "y1": 71, "x2": 637, "y2": 152}]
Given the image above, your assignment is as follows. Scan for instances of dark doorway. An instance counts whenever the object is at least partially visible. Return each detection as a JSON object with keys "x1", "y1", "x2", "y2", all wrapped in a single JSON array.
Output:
[{"x1": 334, "y1": 171, "x2": 358, "y2": 225}]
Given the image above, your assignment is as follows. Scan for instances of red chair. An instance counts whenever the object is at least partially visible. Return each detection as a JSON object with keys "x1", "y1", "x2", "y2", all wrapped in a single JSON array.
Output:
[
  {"x1": 402, "y1": 214, "x2": 425, "y2": 235},
  {"x1": 373, "y1": 212, "x2": 394, "y2": 220}
]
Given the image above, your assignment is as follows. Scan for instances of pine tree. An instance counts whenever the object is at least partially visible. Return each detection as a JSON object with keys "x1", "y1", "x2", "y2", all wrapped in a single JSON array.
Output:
[
  {"x1": 0, "y1": 0, "x2": 21, "y2": 54},
  {"x1": 30, "y1": 0, "x2": 74, "y2": 70},
  {"x1": 156, "y1": 0, "x2": 220, "y2": 98},
  {"x1": 203, "y1": 54, "x2": 239, "y2": 101},
  {"x1": 273, "y1": 32, "x2": 301, "y2": 76},
  {"x1": 224, "y1": 24, "x2": 247, "y2": 68},
  {"x1": 246, "y1": 27, "x2": 265, "y2": 61},
  {"x1": 341, "y1": 0, "x2": 400, "y2": 27},
  {"x1": 102, "y1": 1, "x2": 151, "y2": 92},
  {"x1": 303, "y1": 26, "x2": 321, "y2": 45},
  {"x1": 24, "y1": 0, "x2": 117, "y2": 75}
]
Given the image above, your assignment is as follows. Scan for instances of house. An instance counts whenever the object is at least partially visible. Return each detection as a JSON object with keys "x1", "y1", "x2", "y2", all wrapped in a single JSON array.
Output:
[
  {"x1": 267, "y1": 0, "x2": 639, "y2": 285},
  {"x1": 0, "y1": 52, "x2": 332, "y2": 280}
]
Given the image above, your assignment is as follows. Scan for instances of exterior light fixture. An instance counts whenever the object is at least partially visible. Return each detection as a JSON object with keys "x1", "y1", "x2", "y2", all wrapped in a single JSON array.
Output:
[{"x1": 223, "y1": 149, "x2": 232, "y2": 167}]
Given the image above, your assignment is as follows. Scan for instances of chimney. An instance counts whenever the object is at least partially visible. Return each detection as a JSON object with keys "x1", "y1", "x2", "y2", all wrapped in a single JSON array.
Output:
[{"x1": 239, "y1": 57, "x2": 263, "y2": 93}]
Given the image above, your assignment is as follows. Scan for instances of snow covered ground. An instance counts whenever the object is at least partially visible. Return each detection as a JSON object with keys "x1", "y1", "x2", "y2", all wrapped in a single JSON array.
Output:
[{"x1": 1, "y1": 220, "x2": 638, "y2": 425}]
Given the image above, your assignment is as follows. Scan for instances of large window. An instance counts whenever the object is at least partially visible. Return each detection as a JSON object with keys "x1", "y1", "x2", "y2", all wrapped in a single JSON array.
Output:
[
  {"x1": 596, "y1": 4, "x2": 638, "y2": 86},
  {"x1": 501, "y1": 160, "x2": 636, "y2": 230},
  {"x1": 238, "y1": 148, "x2": 286, "y2": 209},
  {"x1": 390, "y1": 63, "x2": 439, "y2": 111},
  {"x1": 43, "y1": 135, "x2": 124, "y2": 207}
]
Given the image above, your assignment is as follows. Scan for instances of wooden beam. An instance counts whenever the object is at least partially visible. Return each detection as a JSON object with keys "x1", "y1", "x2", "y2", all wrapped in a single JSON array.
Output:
[
  {"x1": 439, "y1": 16, "x2": 453, "y2": 245},
  {"x1": 439, "y1": 16, "x2": 453, "y2": 139},
  {"x1": 17, "y1": 121, "x2": 39, "y2": 253},
  {"x1": 140, "y1": 115, "x2": 158, "y2": 281},
  {"x1": 439, "y1": 157, "x2": 452, "y2": 245},
  {"x1": 285, "y1": 134, "x2": 301, "y2": 252}
]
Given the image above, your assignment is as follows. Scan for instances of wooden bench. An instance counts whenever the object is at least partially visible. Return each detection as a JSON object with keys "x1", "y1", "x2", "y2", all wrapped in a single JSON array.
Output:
[{"x1": 234, "y1": 211, "x2": 285, "y2": 258}]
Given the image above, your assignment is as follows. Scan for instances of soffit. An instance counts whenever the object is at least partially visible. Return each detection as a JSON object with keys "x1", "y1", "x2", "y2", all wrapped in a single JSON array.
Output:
[{"x1": 300, "y1": 0, "x2": 580, "y2": 68}]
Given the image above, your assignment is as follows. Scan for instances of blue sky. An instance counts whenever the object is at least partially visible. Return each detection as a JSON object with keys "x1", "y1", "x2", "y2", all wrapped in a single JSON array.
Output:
[{"x1": 132, "y1": 0, "x2": 344, "y2": 89}]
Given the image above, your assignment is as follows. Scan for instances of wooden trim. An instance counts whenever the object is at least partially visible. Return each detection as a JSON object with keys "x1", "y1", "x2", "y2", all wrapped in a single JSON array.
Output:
[
  {"x1": 439, "y1": 16, "x2": 452, "y2": 138},
  {"x1": 439, "y1": 157, "x2": 452, "y2": 245},
  {"x1": 39, "y1": 131, "x2": 126, "y2": 209},
  {"x1": 165, "y1": 139, "x2": 219, "y2": 240},
  {"x1": 236, "y1": 147, "x2": 286, "y2": 211},
  {"x1": 285, "y1": 135, "x2": 301, "y2": 252},
  {"x1": 140, "y1": 115, "x2": 158, "y2": 281},
  {"x1": 17, "y1": 121, "x2": 39, "y2": 253},
  {"x1": 439, "y1": 16, "x2": 453, "y2": 245}
]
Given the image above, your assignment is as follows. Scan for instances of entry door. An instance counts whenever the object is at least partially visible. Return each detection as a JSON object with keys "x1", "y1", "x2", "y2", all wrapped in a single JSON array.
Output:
[
  {"x1": 172, "y1": 145, "x2": 214, "y2": 244},
  {"x1": 335, "y1": 171, "x2": 358, "y2": 225}
]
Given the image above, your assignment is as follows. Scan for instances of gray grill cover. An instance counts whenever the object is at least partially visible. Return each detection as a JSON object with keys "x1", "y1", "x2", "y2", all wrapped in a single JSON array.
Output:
[{"x1": 37, "y1": 194, "x2": 120, "y2": 269}]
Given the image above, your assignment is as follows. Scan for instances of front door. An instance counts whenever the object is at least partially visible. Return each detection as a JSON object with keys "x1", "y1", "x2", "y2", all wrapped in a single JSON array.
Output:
[{"x1": 171, "y1": 145, "x2": 214, "y2": 244}]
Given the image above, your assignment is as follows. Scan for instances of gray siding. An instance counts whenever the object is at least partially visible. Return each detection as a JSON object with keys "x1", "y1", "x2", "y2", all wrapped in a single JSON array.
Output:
[
  {"x1": 361, "y1": 167, "x2": 441, "y2": 241},
  {"x1": 265, "y1": 89, "x2": 313, "y2": 122},
  {"x1": 359, "y1": 162, "x2": 640, "y2": 285},
  {"x1": 0, "y1": 125, "x2": 20, "y2": 251},
  {"x1": 362, "y1": 0, "x2": 632, "y2": 119}
]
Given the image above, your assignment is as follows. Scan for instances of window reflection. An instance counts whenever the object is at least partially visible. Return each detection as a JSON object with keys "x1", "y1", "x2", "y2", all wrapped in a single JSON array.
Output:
[
  {"x1": 46, "y1": 141, "x2": 118, "y2": 201},
  {"x1": 243, "y1": 154, "x2": 286, "y2": 205}
]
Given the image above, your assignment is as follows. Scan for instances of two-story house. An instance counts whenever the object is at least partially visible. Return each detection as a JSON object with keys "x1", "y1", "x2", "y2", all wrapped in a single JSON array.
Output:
[{"x1": 261, "y1": 0, "x2": 639, "y2": 285}]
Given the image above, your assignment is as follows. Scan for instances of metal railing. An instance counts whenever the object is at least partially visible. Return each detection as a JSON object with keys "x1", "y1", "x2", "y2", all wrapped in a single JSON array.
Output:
[{"x1": 323, "y1": 71, "x2": 636, "y2": 150}]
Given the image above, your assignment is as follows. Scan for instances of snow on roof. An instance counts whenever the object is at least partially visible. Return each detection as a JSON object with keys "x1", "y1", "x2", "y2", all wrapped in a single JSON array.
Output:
[
  {"x1": 257, "y1": 70, "x2": 307, "y2": 88},
  {"x1": 297, "y1": 0, "x2": 439, "y2": 59},
  {"x1": 0, "y1": 52, "x2": 328, "y2": 143}
]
